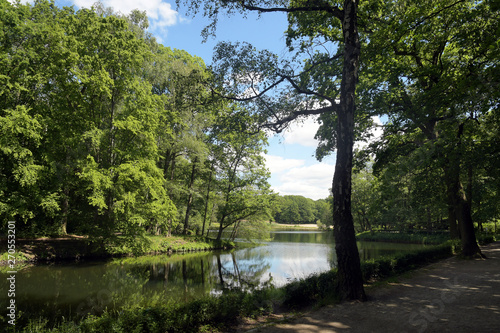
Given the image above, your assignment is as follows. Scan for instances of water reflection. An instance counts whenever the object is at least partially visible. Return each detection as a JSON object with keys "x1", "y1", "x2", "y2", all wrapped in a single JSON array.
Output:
[{"x1": 0, "y1": 231, "x2": 427, "y2": 325}]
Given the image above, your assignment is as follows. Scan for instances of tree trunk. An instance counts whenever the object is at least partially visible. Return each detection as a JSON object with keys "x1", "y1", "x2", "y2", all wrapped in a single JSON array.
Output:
[
  {"x1": 183, "y1": 158, "x2": 198, "y2": 234},
  {"x1": 60, "y1": 187, "x2": 69, "y2": 235},
  {"x1": 442, "y1": 123, "x2": 482, "y2": 257},
  {"x1": 202, "y1": 167, "x2": 214, "y2": 236},
  {"x1": 443, "y1": 163, "x2": 482, "y2": 257},
  {"x1": 457, "y1": 182, "x2": 483, "y2": 257},
  {"x1": 332, "y1": 0, "x2": 366, "y2": 301},
  {"x1": 445, "y1": 167, "x2": 460, "y2": 240},
  {"x1": 216, "y1": 216, "x2": 225, "y2": 241}
]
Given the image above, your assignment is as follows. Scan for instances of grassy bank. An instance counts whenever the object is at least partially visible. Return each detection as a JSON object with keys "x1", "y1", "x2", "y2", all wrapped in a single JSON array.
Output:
[
  {"x1": 356, "y1": 230, "x2": 498, "y2": 245},
  {"x1": 270, "y1": 222, "x2": 319, "y2": 230},
  {"x1": 12, "y1": 239, "x2": 479, "y2": 333},
  {"x1": 0, "y1": 235, "x2": 235, "y2": 266}
]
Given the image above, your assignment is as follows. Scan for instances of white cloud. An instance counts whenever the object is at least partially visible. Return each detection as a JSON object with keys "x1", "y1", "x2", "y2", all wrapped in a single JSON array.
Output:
[
  {"x1": 270, "y1": 161, "x2": 335, "y2": 200},
  {"x1": 282, "y1": 116, "x2": 321, "y2": 147},
  {"x1": 263, "y1": 154, "x2": 305, "y2": 174},
  {"x1": 71, "y1": 0, "x2": 180, "y2": 27}
]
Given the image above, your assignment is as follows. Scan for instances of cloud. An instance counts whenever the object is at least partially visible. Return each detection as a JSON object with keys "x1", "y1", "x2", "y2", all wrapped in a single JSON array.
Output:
[
  {"x1": 278, "y1": 163, "x2": 334, "y2": 199},
  {"x1": 263, "y1": 154, "x2": 305, "y2": 174},
  {"x1": 266, "y1": 158, "x2": 334, "y2": 200},
  {"x1": 281, "y1": 116, "x2": 321, "y2": 147},
  {"x1": 71, "y1": 0, "x2": 180, "y2": 27}
]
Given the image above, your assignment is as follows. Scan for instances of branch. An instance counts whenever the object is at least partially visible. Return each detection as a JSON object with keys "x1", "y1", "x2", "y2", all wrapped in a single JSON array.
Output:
[
  {"x1": 283, "y1": 75, "x2": 333, "y2": 102},
  {"x1": 236, "y1": 0, "x2": 344, "y2": 20},
  {"x1": 212, "y1": 76, "x2": 286, "y2": 102},
  {"x1": 262, "y1": 104, "x2": 339, "y2": 133}
]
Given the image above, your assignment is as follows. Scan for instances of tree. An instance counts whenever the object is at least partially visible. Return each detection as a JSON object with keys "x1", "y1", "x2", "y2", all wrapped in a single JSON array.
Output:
[
  {"x1": 273, "y1": 195, "x2": 319, "y2": 224},
  {"x1": 146, "y1": 44, "x2": 214, "y2": 235},
  {"x1": 359, "y1": 0, "x2": 499, "y2": 256},
  {"x1": 351, "y1": 166, "x2": 380, "y2": 233},
  {"x1": 178, "y1": 0, "x2": 367, "y2": 301},
  {"x1": 0, "y1": 1, "x2": 179, "y2": 247},
  {"x1": 209, "y1": 108, "x2": 274, "y2": 241}
]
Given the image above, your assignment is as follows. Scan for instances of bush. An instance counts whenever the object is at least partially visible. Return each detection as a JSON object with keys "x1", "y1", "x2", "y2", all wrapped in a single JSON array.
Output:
[
  {"x1": 360, "y1": 243, "x2": 454, "y2": 282},
  {"x1": 282, "y1": 270, "x2": 338, "y2": 308}
]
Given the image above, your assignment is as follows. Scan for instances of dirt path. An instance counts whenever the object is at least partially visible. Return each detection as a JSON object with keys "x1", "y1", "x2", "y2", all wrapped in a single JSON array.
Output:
[{"x1": 239, "y1": 241, "x2": 500, "y2": 333}]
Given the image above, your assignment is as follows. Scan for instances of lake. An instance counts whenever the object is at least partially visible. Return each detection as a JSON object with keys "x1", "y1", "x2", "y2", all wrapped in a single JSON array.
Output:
[{"x1": 0, "y1": 231, "x2": 427, "y2": 325}]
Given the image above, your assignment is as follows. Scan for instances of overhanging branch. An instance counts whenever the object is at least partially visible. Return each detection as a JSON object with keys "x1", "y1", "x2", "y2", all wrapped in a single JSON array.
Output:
[
  {"x1": 236, "y1": 0, "x2": 344, "y2": 20},
  {"x1": 262, "y1": 104, "x2": 338, "y2": 133}
]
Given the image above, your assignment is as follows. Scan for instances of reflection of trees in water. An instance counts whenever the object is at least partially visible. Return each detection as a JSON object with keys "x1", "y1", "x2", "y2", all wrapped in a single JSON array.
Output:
[
  {"x1": 1, "y1": 263, "x2": 153, "y2": 325},
  {"x1": 272, "y1": 231, "x2": 334, "y2": 244},
  {"x1": 112, "y1": 250, "x2": 271, "y2": 302},
  {"x1": 211, "y1": 251, "x2": 271, "y2": 293}
]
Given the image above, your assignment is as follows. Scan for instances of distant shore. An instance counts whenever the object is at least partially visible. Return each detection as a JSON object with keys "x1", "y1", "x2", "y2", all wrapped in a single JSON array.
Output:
[{"x1": 270, "y1": 222, "x2": 320, "y2": 230}]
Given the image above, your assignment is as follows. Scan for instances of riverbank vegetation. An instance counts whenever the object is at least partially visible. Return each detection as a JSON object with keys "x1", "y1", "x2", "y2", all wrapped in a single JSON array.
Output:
[
  {"x1": 11, "y1": 239, "x2": 479, "y2": 333},
  {"x1": 0, "y1": 235, "x2": 235, "y2": 266}
]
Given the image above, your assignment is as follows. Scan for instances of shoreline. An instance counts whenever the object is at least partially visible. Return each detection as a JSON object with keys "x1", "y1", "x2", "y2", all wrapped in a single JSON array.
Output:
[{"x1": 0, "y1": 235, "x2": 235, "y2": 267}]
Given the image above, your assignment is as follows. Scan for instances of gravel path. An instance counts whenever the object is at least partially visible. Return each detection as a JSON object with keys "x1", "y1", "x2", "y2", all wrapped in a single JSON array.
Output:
[{"x1": 239, "y1": 241, "x2": 500, "y2": 333}]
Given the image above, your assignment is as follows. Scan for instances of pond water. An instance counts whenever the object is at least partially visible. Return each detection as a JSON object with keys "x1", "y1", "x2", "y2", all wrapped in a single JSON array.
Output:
[{"x1": 0, "y1": 231, "x2": 427, "y2": 325}]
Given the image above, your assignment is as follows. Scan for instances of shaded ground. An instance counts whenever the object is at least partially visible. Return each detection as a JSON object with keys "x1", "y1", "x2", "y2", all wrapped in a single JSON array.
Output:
[{"x1": 238, "y1": 241, "x2": 500, "y2": 333}]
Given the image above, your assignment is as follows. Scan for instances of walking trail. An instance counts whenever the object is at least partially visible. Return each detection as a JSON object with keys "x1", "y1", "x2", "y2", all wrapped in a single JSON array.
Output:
[{"x1": 238, "y1": 241, "x2": 500, "y2": 333}]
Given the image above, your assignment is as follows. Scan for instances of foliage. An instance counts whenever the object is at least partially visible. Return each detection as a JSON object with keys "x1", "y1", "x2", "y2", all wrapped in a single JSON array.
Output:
[
  {"x1": 360, "y1": 243, "x2": 455, "y2": 282},
  {"x1": 356, "y1": 231, "x2": 450, "y2": 245},
  {"x1": 0, "y1": 0, "x2": 273, "y2": 247},
  {"x1": 273, "y1": 195, "x2": 330, "y2": 224},
  {"x1": 282, "y1": 270, "x2": 339, "y2": 308},
  {"x1": 357, "y1": 0, "x2": 500, "y2": 255}
]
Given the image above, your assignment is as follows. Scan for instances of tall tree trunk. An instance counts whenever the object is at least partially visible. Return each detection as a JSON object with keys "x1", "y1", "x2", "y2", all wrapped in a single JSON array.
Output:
[
  {"x1": 457, "y1": 185, "x2": 482, "y2": 257},
  {"x1": 202, "y1": 167, "x2": 214, "y2": 236},
  {"x1": 206, "y1": 201, "x2": 216, "y2": 238},
  {"x1": 444, "y1": 166, "x2": 460, "y2": 239},
  {"x1": 442, "y1": 128, "x2": 482, "y2": 257},
  {"x1": 454, "y1": 124, "x2": 482, "y2": 257},
  {"x1": 332, "y1": 0, "x2": 366, "y2": 301},
  {"x1": 60, "y1": 186, "x2": 69, "y2": 235},
  {"x1": 183, "y1": 158, "x2": 198, "y2": 234},
  {"x1": 216, "y1": 215, "x2": 226, "y2": 241}
]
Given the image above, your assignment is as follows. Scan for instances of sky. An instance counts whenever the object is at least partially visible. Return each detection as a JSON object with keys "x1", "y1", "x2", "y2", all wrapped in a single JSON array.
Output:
[{"x1": 32, "y1": 0, "x2": 380, "y2": 200}]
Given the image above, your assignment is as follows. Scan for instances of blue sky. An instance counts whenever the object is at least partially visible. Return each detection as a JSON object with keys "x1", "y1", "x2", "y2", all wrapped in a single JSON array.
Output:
[{"x1": 37, "y1": 0, "x2": 378, "y2": 200}]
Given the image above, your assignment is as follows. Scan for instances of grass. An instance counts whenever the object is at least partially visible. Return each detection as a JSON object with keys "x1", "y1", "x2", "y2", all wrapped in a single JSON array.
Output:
[
  {"x1": 0, "y1": 235, "x2": 235, "y2": 266},
  {"x1": 114, "y1": 235, "x2": 234, "y2": 254},
  {"x1": 356, "y1": 230, "x2": 498, "y2": 247},
  {"x1": 270, "y1": 222, "x2": 319, "y2": 230}
]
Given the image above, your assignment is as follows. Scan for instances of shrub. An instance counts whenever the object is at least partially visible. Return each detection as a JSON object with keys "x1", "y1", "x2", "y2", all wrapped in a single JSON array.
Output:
[
  {"x1": 360, "y1": 243, "x2": 454, "y2": 282},
  {"x1": 282, "y1": 270, "x2": 338, "y2": 308}
]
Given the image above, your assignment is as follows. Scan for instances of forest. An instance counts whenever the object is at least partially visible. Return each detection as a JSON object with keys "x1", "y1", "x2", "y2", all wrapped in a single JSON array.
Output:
[
  {"x1": 0, "y1": 0, "x2": 276, "y2": 247},
  {"x1": 1, "y1": 0, "x2": 499, "y2": 305}
]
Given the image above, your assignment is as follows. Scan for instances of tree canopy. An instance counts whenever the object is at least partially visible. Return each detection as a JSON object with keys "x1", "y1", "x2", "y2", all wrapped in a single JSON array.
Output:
[{"x1": 0, "y1": 0, "x2": 274, "y2": 249}]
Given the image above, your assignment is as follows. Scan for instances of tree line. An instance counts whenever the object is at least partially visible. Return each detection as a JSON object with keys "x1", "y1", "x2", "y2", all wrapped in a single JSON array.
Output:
[
  {"x1": 0, "y1": 0, "x2": 275, "y2": 247},
  {"x1": 273, "y1": 195, "x2": 331, "y2": 225}
]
